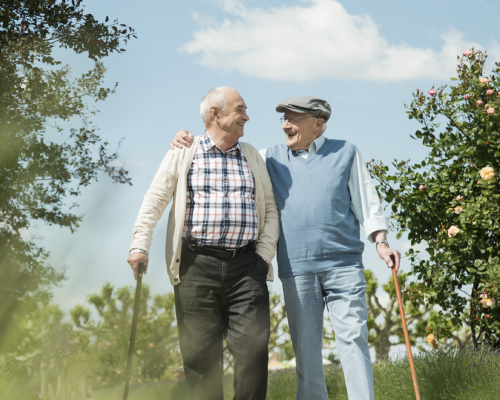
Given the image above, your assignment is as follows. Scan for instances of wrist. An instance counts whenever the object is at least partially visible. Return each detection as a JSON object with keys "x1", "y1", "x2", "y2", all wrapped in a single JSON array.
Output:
[
  {"x1": 129, "y1": 248, "x2": 148, "y2": 256},
  {"x1": 375, "y1": 239, "x2": 389, "y2": 251}
]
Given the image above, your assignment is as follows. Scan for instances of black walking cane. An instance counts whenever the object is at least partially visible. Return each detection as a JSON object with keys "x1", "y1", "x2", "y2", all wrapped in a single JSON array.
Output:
[{"x1": 123, "y1": 262, "x2": 146, "y2": 400}]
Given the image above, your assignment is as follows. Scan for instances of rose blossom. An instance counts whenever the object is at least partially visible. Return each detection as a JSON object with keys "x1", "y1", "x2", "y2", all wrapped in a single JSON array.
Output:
[
  {"x1": 463, "y1": 50, "x2": 472, "y2": 57},
  {"x1": 419, "y1": 185, "x2": 425, "y2": 191},
  {"x1": 428, "y1": 89, "x2": 436, "y2": 96},
  {"x1": 427, "y1": 334, "x2": 435, "y2": 343},
  {"x1": 448, "y1": 226, "x2": 460, "y2": 237},
  {"x1": 464, "y1": 94, "x2": 470, "y2": 99},
  {"x1": 486, "y1": 89, "x2": 494, "y2": 95},
  {"x1": 479, "y1": 78, "x2": 489, "y2": 84},
  {"x1": 487, "y1": 107, "x2": 495, "y2": 114},
  {"x1": 456, "y1": 195, "x2": 463, "y2": 201},
  {"x1": 480, "y1": 166, "x2": 495, "y2": 180},
  {"x1": 454, "y1": 206, "x2": 463, "y2": 214},
  {"x1": 449, "y1": 208, "x2": 453, "y2": 211},
  {"x1": 480, "y1": 296, "x2": 495, "y2": 308},
  {"x1": 477, "y1": 100, "x2": 483, "y2": 106}
]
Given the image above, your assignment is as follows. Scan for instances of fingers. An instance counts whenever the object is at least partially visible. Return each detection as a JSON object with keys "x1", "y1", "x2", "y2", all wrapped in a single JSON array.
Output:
[
  {"x1": 132, "y1": 261, "x2": 148, "y2": 280},
  {"x1": 171, "y1": 130, "x2": 193, "y2": 150},
  {"x1": 127, "y1": 254, "x2": 149, "y2": 280},
  {"x1": 394, "y1": 251, "x2": 401, "y2": 272},
  {"x1": 386, "y1": 250, "x2": 401, "y2": 273}
]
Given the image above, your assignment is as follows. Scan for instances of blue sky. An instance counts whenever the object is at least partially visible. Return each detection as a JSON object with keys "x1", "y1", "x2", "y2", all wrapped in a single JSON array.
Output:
[{"x1": 30, "y1": 0, "x2": 500, "y2": 354}]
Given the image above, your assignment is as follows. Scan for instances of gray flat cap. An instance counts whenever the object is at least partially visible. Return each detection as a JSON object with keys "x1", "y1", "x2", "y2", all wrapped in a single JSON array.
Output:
[{"x1": 276, "y1": 96, "x2": 331, "y2": 121}]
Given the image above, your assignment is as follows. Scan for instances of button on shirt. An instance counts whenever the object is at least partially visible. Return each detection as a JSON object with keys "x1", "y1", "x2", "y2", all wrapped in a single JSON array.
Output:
[
  {"x1": 184, "y1": 132, "x2": 258, "y2": 248},
  {"x1": 259, "y1": 134, "x2": 388, "y2": 242}
]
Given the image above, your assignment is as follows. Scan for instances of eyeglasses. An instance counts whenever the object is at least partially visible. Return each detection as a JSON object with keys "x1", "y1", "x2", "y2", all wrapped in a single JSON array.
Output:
[{"x1": 280, "y1": 116, "x2": 317, "y2": 125}]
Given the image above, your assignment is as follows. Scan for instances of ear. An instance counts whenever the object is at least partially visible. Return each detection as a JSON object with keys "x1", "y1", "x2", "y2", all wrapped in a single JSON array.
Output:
[
  {"x1": 315, "y1": 118, "x2": 325, "y2": 133},
  {"x1": 210, "y1": 106, "x2": 220, "y2": 121}
]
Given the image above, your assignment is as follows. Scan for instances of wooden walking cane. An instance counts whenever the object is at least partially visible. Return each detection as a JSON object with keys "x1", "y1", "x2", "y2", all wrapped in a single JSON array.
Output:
[
  {"x1": 123, "y1": 262, "x2": 146, "y2": 400},
  {"x1": 390, "y1": 253, "x2": 421, "y2": 400}
]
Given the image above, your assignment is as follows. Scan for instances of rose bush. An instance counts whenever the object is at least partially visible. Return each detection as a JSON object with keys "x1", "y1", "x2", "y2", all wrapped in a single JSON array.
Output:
[{"x1": 368, "y1": 49, "x2": 500, "y2": 348}]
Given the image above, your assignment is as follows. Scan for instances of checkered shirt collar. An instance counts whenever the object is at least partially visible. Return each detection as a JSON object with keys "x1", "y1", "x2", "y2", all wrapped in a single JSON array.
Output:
[{"x1": 200, "y1": 131, "x2": 241, "y2": 153}]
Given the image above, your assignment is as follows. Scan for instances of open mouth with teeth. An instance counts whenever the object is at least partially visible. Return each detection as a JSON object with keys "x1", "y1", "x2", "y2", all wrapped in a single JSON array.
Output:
[{"x1": 286, "y1": 132, "x2": 297, "y2": 137}]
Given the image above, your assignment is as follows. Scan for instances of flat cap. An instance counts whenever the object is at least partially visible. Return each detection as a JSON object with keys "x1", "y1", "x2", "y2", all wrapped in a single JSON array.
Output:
[{"x1": 276, "y1": 96, "x2": 331, "y2": 121}]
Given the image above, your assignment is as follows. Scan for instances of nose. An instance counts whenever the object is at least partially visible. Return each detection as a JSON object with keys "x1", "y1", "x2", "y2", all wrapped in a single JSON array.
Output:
[
  {"x1": 242, "y1": 110, "x2": 249, "y2": 121},
  {"x1": 282, "y1": 119, "x2": 292, "y2": 129}
]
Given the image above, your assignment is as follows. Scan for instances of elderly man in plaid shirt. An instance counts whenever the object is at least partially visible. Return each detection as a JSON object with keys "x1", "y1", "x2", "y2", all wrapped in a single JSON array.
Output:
[{"x1": 127, "y1": 87, "x2": 279, "y2": 400}]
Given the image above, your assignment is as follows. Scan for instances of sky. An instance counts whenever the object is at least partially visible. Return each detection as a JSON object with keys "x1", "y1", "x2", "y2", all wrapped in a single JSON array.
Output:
[{"x1": 29, "y1": 0, "x2": 500, "y2": 358}]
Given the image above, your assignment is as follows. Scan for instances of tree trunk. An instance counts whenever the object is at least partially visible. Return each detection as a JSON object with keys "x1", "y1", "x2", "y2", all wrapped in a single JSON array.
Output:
[
  {"x1": 40, "y1": 359, "x2": 49, "y2": 400},
  {"x1": 374, "y1": 334, "x2": 392, "y2": 362}
]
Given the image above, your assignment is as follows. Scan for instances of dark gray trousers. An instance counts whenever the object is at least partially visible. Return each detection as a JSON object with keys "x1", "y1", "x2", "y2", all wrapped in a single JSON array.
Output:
[{"x1": 174, "y1": 245, "x2": 270, "y2": 400}]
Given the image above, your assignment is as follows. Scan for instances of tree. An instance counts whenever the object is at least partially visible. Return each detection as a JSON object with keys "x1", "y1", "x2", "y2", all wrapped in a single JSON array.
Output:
[
  {"x1": 367, "y1": 49, "x2": 500, "y2": 349},
  {"x1": 5, "y1": 297, "x2": 92, "y2": 399},
  {"x1": 0, "y1": 0, "x2": 136, "y2": 350},
  {"x1": 365, "y1": 270, "x2": 431, "y2": 361},
  {"x1": 71, "y1": 283, "x2": 181, "y2": 388}
]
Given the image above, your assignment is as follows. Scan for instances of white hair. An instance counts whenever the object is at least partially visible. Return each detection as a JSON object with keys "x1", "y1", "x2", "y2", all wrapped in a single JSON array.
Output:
[{"x1": 200, "y1": 86, "x2": 238, "y2": 125}]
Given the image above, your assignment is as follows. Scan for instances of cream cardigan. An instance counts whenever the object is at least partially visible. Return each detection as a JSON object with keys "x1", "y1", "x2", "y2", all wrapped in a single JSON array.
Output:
[{"x1": 129, "y1": 136, "x2": 280, "y2": 285}]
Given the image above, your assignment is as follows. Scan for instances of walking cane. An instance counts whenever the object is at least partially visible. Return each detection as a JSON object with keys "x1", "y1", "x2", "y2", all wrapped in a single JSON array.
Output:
[
  {"x1": 123, "y1": 262, "x2": 146, "y2": 400},
  {"x1": 390, "y1": 253, "x2": 421, "y2": 400}
]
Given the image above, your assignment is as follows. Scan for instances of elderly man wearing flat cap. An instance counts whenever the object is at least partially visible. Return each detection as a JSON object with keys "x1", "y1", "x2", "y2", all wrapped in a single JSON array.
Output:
[{"x1": 172, "y1": 95, "x2": 401, "y2": 400}]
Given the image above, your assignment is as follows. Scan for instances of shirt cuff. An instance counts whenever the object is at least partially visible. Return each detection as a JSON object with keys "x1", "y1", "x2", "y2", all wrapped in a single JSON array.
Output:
[
  {"x1": 129, "y1": 248, "x2": 149, "y2": 256},
  {"x1": 363, "y1": 216, "x2": 389, "y2": 243}
]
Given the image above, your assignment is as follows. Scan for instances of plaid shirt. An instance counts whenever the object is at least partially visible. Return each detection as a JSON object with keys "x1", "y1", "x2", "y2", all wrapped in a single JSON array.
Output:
[{"x1": 183, "y1": 132, "x2": 258, "y2": 248}]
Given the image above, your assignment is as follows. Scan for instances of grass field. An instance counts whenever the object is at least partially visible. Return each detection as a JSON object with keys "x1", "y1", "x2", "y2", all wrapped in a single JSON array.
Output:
[{"x1": 92, "y1": 347, "x2": 500, "y2": 400}]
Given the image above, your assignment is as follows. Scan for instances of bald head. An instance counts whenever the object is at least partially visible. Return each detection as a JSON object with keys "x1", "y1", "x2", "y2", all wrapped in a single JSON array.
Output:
[{"x1": 200, "y1": 86, "x2": 239, "y2": 127}]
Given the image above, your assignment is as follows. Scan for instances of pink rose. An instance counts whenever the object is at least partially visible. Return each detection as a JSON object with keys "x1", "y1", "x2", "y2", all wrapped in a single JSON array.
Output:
[
  {"x1": 487, "y1": 108, "x2": 495, "y2": 114},
  {"x1": 479, "y1": 78, "x2": 489, "y2": 84},
  {"x1": 419, "y1": 185, "x2": 425, "y2": 191},
  {"x1": 464, "y1": 94, "x2": 470, "y2": 99},
  {"x1": 463, "y1": 50, "x2": 472, "y2": 56},
  {"x1": 486, "y1": 90, "x2": 494, "y2": 95},
  {"x1": 428, "y1": 89, "x2": 436, "y2": 96},
  {"x1": 448, "y1": 208, "x2": 453, "y2": 211},
  {"x1": 477, "y1": 100, "x2": 483, "y2": 106},
  {"x1": 456, "y1": 195, "x2": 463, "y2": 201}
]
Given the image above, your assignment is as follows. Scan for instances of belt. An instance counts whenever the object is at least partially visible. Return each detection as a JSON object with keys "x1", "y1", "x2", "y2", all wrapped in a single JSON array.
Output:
[{"x1": 185, "y1": 240, "x2": 256, "y2": 259}]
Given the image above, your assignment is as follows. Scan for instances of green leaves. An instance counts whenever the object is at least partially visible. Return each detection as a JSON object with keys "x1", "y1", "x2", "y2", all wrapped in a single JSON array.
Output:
[{"x1": 367, "y1": 48, "x2": 500, "y2": 349}]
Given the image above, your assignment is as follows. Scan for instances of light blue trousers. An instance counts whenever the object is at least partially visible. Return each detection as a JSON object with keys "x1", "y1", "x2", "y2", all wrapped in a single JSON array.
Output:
[{"x1": 281, "y1": 266, "x2": 374, "y2": 400}]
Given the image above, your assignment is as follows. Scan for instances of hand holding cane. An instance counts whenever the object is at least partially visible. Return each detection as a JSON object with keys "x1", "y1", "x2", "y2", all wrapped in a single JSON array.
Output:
[
  {"x1": 390, "y1": 253, "x2": 421, "y2": 400},
  {"x1": 123, "y1": 262, "x2": 146, "y2": 400}
]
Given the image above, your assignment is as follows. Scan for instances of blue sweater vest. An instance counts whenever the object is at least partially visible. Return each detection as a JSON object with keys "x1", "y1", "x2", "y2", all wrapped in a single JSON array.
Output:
[{"x1": 266, "y1": 139, "x2": 364, "y2": 278}]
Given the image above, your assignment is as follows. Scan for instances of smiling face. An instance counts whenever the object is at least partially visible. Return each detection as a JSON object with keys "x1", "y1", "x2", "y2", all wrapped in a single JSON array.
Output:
[
  {"x1": 282, "y1": 110, "x2": 324, "y2": 150},
  {"x1": 214, "y1": 90, "x2": 249, "y2": 141}
]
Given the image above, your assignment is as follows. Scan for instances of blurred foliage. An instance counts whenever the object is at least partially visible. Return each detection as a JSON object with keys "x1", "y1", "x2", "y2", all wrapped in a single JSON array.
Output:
[
  {"x1": 71, "y1": 283, "x2": 181, "y2": 388},
  {"x1": 367, "y1": 49, "x2": 500, "y2": 349},
  {"x1": 1, "y1": 282, "x2": 180, "y2": 399},
  {"x1": 0, "y1": 0, "x2": 136, "y2": 352}
]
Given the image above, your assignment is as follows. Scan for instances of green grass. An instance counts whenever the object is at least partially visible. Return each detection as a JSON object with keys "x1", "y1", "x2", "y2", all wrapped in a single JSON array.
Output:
[
  {"x1": 6, "y1": 347, "x2": 500, "y2": 399},
  {"x1": 268, "y1": 347, "x2": 500, "y2": 400},
  {"x1": 93, "y1": 375, "x2": 235, "y2": 400}
]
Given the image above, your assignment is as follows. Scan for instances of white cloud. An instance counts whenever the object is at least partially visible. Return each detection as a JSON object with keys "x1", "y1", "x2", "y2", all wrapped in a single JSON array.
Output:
[{"x1": 182, "y1": 0, "x2": 499, "y2": 82}]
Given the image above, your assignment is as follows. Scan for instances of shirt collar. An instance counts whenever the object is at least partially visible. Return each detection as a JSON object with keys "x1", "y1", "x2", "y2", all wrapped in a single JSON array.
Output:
[
  {"x1": 200, "y1": 131, "x2": 241, "y2": 153},
  {"x1": 294, "y1": 134, "x2": 325, "y2": 156}
]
